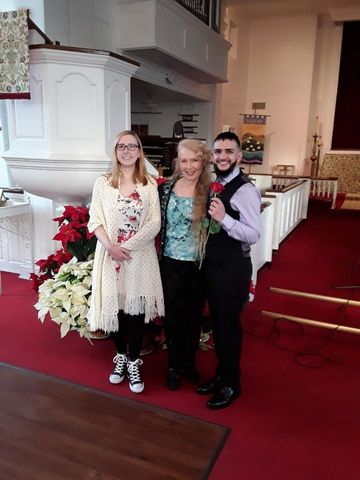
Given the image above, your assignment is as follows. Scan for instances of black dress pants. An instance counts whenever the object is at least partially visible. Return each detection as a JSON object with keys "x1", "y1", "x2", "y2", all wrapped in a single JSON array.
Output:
[
  {"x1": 204, "y1": 256, "x2": 252, "y2": 390},
  {"x1": 160, "y1": 256, "x2": 205, "y2": 373}
]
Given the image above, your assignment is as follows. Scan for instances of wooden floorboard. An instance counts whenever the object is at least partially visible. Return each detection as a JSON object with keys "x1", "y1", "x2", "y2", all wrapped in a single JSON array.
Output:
[{"x1": 0, "y1": 362, "x2": 229, "y2": 480}]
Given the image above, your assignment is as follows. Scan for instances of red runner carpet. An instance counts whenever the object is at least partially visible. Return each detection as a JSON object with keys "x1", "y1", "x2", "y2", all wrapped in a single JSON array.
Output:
[{"x1": 1, "y1": 200, "x2": 360, "y2": 480}]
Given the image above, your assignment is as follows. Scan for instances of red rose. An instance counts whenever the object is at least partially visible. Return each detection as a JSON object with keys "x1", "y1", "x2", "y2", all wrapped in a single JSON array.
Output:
[
  {"x1": 209, "y1": 182, "x2": 224, "y2": 195},
  {"x1": 156, "y1": 177, "x2": 167, "y2": 185}
]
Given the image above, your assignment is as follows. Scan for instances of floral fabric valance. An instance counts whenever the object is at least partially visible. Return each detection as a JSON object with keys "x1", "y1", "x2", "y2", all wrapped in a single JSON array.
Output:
[{"x1": 0, "y1": 9, "x2": 30, "y2": 99}]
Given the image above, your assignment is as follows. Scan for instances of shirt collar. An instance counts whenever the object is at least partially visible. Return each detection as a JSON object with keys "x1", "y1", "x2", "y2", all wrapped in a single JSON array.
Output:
[{"x1": 217, "y1": 166, "x2": 240, "y2": 184}]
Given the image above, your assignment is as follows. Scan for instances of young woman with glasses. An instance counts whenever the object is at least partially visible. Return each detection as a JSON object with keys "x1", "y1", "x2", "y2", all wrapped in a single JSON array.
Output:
[{"x1": 87, "y1": 130, "x2": 164, "y2": 393}]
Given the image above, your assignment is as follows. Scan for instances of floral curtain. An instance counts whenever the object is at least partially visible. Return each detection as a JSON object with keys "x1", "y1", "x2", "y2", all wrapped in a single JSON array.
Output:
[{"x1": 0, "y1": 9, "x2": 30, "y2": 99}]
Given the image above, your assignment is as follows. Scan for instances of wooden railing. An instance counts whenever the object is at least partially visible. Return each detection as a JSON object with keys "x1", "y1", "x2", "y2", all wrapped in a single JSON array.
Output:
[
  {"x1": 271, "y1": 175, "x2": 338, "y2": 209},
  {"x1": 272, "y1": 175, "x2": 299, "y2": 190}
]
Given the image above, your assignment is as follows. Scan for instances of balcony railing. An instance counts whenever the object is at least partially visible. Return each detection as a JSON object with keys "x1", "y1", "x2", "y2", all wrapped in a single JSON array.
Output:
[{"x1": 176, "y1": 0, "x2": 215, "y2": 28}]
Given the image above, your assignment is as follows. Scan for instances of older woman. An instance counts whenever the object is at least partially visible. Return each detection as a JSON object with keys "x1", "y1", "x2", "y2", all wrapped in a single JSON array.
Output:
[
  {"x1": 88, "y1": 130, "x2": 164, "y2": 394},
  {"x1": 158, "y1": 138, "x2": 212, "y2": 390}
]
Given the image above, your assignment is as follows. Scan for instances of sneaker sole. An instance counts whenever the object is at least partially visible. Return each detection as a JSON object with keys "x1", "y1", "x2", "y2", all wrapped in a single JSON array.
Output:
[
  {"x1": 129, "y1": 382, "x2": 144, "y2": 393},
  {"x1": 109, "y1": 375, "x2": 125, "y2": 384}
]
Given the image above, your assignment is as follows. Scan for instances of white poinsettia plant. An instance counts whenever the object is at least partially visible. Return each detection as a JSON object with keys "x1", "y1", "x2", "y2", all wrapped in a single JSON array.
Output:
[{"x1": 35, "y1": 258, "x2": 93, "y2": 340}]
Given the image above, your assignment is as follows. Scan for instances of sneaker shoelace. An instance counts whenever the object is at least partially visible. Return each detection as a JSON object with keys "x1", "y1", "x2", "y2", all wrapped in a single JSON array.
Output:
[
  {"x1": 113, "y1": 353, "x2": 127, "y2": 375},
  {"x1": 127, "y1": 358, "x2": 143, "y2": 384}
]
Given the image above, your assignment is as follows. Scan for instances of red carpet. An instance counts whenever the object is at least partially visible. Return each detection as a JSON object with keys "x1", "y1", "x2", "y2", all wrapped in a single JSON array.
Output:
[{"x1": 1, "y1": 200, "x2": 360, "y2": 480}]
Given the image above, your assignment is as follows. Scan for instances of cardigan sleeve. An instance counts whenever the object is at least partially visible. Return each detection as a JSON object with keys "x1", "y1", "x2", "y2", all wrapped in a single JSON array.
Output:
[
  {"x1": 88, "y1": 176, "x2": 107, "y2": 234},
  {"x1": 121, "y1": 182, "x2": 161, "y2": 251}
]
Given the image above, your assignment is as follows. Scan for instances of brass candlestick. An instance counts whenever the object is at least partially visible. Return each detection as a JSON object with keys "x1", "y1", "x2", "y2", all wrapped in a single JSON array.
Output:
[{"x1": 310, "y1": 117, "x2": 321, "y2": 177}]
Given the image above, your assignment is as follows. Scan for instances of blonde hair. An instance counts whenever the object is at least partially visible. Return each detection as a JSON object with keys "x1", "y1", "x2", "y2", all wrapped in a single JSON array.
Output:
[
  {"x1": 110, "y1": 130, "x2": 149, "y2": 188},
  {"x1": 172, "y1": 138, "x2": 212, "y2": 256}
]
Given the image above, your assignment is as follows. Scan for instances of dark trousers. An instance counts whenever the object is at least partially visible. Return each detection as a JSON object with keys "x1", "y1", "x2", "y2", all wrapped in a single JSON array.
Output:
[
  {"x1": 112, "y1": 311, "x2": 145, "y2": 361},
  {"x1": 160, "y1": 256, "x2": 205, "y2": 373},
  {"x1": 204, "y1": 256, "x2": 252, "y2": 390}
]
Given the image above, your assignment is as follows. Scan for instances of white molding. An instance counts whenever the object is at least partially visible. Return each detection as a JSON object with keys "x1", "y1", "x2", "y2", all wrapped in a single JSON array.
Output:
[
  {"x1": 30, "y1": 48, "x2": 139, "y2": 77},
  {"x1": 329, "y1": 7, "x2": 360, "y2": 21},
  {"x1": 3, "y1": 154, "x2": 111, "y2": 172}
]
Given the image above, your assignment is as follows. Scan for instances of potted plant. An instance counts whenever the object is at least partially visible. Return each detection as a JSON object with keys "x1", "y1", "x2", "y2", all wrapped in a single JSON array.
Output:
[{"x1": 33, "y1": 205, "x2": 97, "y2": 340}]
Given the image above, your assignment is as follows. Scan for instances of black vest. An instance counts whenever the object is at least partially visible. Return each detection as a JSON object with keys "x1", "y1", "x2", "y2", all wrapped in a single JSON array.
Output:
[{"x1": 205, "y1": 172, "x2": 251, "y2": 265}]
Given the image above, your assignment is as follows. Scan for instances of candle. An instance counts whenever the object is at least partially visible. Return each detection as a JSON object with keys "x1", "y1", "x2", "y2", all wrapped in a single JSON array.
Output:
[{"x1": 315, "y1": 116, "x2": 319, "y2": 135}]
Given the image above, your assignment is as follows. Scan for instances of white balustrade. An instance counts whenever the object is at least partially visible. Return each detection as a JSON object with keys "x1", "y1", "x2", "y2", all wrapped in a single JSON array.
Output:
[
  {"x1": 0, "y1": 199, "x2": 33, "y2": 279},
  {"x1": 309, "y1": 177, "x2": 338, "y2": 209},
  {"x1": 268, "y1": 179, "x2": 310, "y2": 250},
  {"x1": 251, "y1": 201, "x2": 275, "y2": 289}
]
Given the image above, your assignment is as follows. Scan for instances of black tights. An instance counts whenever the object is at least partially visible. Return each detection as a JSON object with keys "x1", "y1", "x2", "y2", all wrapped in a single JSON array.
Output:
[{"x1": 112, "y1": 311, "x2": 145, "y2": 361}]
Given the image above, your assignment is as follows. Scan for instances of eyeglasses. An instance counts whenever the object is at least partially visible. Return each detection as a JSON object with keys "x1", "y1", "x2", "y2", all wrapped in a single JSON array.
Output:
[{"x1": 115, "y1": 143, "x2": 139, "y2": 152}]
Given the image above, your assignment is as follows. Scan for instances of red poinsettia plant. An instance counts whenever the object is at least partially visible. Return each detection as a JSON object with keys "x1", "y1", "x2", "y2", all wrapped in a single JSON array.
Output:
[{"x1": 30, "y1": 205, "x2": 97, "y2": 292}]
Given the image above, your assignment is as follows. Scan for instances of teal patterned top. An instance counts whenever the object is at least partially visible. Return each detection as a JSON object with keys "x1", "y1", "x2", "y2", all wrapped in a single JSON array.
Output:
[{"x1": 164, "y1": 191, "x2": 196, "y2": 261}]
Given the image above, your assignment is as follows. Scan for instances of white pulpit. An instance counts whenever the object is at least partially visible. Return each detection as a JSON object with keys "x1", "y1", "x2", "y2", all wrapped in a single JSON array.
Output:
[
  {"x1": 1, "y1": 45, "x2": 140, "y2": 264},
  {"x1": 2, "y1": 45, "x2": 140, "y2": 204}
]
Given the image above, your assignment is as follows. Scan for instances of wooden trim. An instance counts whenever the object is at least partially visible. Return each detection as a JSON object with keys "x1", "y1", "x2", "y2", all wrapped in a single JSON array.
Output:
[
  {"x1": 262, "y1": 310, "x2": 360, "y2": 335},
  {"x1": 270, "y1": 287, "x2": 360, "y2": 308},
  {"x1": 27, "y1": 15, "x2": 53, "y2": 45}
]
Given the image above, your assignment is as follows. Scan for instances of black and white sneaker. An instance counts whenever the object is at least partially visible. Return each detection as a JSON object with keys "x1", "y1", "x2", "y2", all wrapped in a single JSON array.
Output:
[
  {"x1": 109, "y1": 353, "x2": 127, "y2": 384},
  {"x1": 127, "y1": 358, "x2": 144, "y2": 393}
]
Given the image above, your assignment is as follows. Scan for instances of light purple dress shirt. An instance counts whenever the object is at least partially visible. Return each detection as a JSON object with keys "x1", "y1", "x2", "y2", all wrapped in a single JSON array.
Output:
[{"x1": 217, "y1": 167, "x2": 262, "y2": 246}]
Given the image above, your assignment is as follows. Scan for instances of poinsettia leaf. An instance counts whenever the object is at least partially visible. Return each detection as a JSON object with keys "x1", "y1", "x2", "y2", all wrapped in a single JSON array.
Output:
[{"x1": 60, "y1": 321, "x2": 71, "y2": 338}]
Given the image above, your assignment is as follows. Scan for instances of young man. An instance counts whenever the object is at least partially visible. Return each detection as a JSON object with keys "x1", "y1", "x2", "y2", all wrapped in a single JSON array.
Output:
[{"x1": 197, "y1": 131, "x2": 261, "y2": 409}]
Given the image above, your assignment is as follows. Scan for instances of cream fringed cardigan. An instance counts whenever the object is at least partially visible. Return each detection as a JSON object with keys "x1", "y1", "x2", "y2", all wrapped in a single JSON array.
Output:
[{"x1": 87, "y1": 175, "x2": 164, "y2": 333}]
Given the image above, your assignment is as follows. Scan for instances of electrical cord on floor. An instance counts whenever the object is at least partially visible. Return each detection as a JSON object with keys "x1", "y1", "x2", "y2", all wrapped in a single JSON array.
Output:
[
  {"x1": 244, "y1": 261, "x2": 360, "y2": 368},
  {"x1": 244, "y1": 305, "x2": 350, "y2": 368},
  {"x1": 272, "y1": 317, "x2": 344, "y2": 368}
]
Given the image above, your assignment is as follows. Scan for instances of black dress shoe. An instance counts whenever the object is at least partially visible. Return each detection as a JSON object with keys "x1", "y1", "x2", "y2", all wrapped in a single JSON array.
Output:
[
  {"x1": 207, "y1": 386, "x2": 241, "y2": 409},
  {"x1": 196, "y1": 377, "x2": 222, "y2": 395},
  {"x1": 166, "y1": 369, "x2": 181, "y2": 391},
  {"x1": 183, "y1": 364, "x2": 200, "y2": 384}
]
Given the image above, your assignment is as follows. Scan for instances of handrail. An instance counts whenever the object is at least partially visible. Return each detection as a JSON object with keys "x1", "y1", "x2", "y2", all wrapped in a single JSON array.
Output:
[
  {"x1": 27, "y1": 12, "x2": 54, "y2": 45},
  {"x1": 280, "y1": 180, "x2": 306, "y2": 193}
]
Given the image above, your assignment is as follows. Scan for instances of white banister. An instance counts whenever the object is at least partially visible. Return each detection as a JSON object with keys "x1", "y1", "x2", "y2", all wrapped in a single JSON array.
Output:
[
  {"x1": 266, "y1": 179, "x2": 310, "y2": 250},
  {"x1": 308, "y1": 177, "x2": 338, "y2": 209},
  {"x1": 0, "y1": 198, "x2": 34, "y2": 278}
]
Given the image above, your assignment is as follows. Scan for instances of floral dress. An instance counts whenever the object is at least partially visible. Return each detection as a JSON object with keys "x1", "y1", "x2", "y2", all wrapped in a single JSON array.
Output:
[{"x1": 115, "y1": 189, "x2": 143, "y2": 272}]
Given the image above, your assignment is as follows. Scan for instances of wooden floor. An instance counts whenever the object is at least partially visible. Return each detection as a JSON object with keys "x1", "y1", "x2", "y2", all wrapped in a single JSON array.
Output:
[{"x1": 0, "y1": 362, "x2": 229, "y2": 480}]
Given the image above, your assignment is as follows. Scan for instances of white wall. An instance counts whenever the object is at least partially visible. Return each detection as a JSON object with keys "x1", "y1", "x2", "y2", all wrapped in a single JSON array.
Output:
[
  {"x1": 215, "y1": 5, "x2": 250, "y2": 136},
  {"x1": 247, "y1": 14, "x2": 317, "y2": 175},
  {"x1": 0, "y1": 0, "x2": 44, "y2": 26},
  {"x1": 43, "y1": 0, "x2": 120, "y2": 50},
  {"x1": 218, "y1": 0, "x2": 360, "y2": 175},
  {"x1": 218, "y1": 11, "x2": 318, "y2": 175}
]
